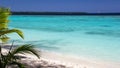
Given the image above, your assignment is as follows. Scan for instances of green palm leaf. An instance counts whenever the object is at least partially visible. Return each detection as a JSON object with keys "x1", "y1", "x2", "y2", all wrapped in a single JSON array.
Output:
[
  {"x1": 0, "y1": 29, "x2": 24, "y2": 39},
  {"x1": 0, "y1": 13, "x2": 10, "y2": 19},
  {"x1": 11, "y1": 44, "x2": 40, "y2": 59},
  {"x1": 0, "y1": 36, "x2": 9, "y2": 42},
  {"x1": 0, "y1": 8, "x2": 10, "y2": 30}
]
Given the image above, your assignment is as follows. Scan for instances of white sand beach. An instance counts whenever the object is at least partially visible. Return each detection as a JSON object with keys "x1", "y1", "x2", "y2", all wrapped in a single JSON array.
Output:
[{"x1": 2, "y1": 47, "x2": 120, "y2": 68}]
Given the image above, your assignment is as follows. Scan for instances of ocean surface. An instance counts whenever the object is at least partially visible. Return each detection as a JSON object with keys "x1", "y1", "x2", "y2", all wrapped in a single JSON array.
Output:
[{"x1": 9, "y1": 15, "x2": 120, "y2": 62}]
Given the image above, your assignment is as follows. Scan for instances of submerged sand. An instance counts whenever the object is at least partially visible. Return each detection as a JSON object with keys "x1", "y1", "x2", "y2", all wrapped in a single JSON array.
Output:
[{"x1": 1, "y1": 46, "x2": 120, "y2": 68}]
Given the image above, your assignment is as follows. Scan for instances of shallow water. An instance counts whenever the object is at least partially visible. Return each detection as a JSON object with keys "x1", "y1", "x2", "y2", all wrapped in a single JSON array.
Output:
[{"x1": 9, "y1": 15, "x2": 120, "y2": 62}]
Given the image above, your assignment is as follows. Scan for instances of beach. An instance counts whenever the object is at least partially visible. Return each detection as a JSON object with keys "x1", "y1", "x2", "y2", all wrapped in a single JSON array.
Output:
[
  {"x1": 5, "y1": 15, "x2": 120, "y2": 68},
  {"x1": 1, "y1": 0, "x2": 120, "y2": 68},
  {"x1": 2, "y1": 45, "x2": 120, "y2": 68}
]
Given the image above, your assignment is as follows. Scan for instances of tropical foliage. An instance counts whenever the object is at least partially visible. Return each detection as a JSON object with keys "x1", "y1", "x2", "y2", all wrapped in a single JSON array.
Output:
[
  {"x1": 1, "y1": 44, "x2": 40, "y2": 68},
  {"x1": 0, "y1": 7, "x2": 40, "y2": 68},
  {"x1": 0, "y1": 7, "x2": 24, "y2": 42}
]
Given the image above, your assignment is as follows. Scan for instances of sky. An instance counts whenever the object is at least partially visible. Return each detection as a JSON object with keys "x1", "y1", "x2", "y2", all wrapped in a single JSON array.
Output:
[{"x1": 0, "y1": 0, "x2": 120, "y2": 13}]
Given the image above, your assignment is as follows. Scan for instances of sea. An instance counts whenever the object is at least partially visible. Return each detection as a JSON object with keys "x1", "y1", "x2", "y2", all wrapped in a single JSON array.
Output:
[{"x1": 9, "y1": 15, "x2": 120, "y2": 62}]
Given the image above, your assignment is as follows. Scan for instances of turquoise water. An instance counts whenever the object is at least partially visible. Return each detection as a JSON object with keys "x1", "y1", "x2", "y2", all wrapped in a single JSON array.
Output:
[{"x1": 9, "y1": 15, "x2": 120, "y2": 62}]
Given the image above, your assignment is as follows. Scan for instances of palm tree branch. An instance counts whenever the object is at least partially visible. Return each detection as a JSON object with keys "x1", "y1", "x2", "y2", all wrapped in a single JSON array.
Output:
[
  {"x1": 0, "y1": 29, "x2": 24, "y2": 39},
  {"x1": 11, "y1": 44, "x2": 40, "y2": 59}
]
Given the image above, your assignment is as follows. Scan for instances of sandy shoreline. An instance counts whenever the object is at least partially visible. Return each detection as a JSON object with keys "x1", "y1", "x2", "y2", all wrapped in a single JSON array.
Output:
[
  {"x1": 40, "y1": 50, "x2": 120, "y2": 68},
  {"x1": 1, "y1": 46, "x2": 120, "y2": 68}
]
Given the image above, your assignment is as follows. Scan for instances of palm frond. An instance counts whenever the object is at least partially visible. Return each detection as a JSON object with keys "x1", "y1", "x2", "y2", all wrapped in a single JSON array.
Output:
[
  {"x1": 0, "y1": 23, "x2": 8, "y2": 30},
  {"x1": 0, "y1": 29, "x2": 24, "y2": 39},
  {"x1": 0, "y1": 12, "x2": 10, "y2": 19},
  {"x1": 11, "y1": 44, "x2": 40, "y2": 59},
  {"x1": 0, "y1": 8, "x2": 10, "y2": 30},
  {"x1": 0, "y1": 36, "x2": 9, "y2": 42}
]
